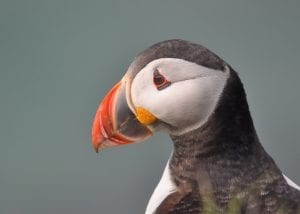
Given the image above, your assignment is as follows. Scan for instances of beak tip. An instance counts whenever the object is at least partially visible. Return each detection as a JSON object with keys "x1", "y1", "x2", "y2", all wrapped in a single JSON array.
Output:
[
  {"x1": 93, "y1": 141, "x2": 100, "y2": 153},
  {"x1": 92, "y1": 109, "x2": 102, "y2": 153},
  {"x1": 93, "y1": 145, "x2": 99, "y2": 153}
]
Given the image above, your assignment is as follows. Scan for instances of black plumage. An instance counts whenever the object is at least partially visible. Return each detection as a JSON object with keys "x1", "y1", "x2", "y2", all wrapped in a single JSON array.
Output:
[{"x1": 127, "y1": 40, "x2": 300, "y2": 213}]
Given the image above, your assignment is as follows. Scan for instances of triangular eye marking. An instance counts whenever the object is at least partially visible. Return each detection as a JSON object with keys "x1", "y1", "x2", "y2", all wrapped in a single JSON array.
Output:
[{"x1": 153, "y1": 69, "x2": 171, "y2": 90}]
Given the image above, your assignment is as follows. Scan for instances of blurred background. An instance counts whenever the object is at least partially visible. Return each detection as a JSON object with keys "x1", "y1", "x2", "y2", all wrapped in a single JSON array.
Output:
[{"x1": 0, "y1": 0, "x2": 299, "y2": 213}]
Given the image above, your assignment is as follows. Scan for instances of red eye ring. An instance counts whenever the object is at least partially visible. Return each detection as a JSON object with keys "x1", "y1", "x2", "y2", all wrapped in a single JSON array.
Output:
[{"x1": 153, "y1": 69, "x2": 171, "y2": 90}]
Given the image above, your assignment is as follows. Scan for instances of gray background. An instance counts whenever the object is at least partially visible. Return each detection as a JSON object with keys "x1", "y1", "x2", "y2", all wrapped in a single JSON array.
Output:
[{"x1": 1, "y1": 0, "x2": 299, "y2": 213}]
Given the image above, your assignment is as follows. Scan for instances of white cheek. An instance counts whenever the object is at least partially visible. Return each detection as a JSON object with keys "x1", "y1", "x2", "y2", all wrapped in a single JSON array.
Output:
[
  {"x1": 157, "y1": 76, "x2": 227, "y2": 134},
  {"x1": 132, "y1": 77, "x2": 227, "y2": 134},
  {"x1": 131, "y1": 58, "x2": 229, "y2": 135}
]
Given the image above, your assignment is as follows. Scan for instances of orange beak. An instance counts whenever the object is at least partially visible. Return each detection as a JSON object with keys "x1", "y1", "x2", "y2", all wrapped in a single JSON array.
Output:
[{"x1": 92, "y1": 80, "x2": 152, "y2": 153}]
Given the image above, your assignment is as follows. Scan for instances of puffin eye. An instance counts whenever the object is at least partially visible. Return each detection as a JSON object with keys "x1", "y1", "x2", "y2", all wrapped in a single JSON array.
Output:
[{"x1": 153, "y1": 69, "x2": 171, "y2": 90}]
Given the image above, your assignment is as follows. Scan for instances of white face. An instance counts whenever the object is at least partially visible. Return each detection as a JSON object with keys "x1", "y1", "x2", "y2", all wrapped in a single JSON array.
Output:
[{"x1": 130, "y1": 58, "x2": 230, "y2": 135}]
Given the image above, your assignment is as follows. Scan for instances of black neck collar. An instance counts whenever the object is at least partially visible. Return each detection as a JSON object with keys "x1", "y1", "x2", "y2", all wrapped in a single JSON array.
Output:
[{"x1": 168, "y1": 69, "x2": 279, "y2": 206}]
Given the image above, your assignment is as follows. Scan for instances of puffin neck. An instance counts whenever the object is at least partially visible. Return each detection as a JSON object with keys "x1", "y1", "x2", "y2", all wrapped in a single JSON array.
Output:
[
  {"x1": 167, "y1": 69, "x2": 285, "y2": 210},
  {"x1": 170, "y1": 68, "x2": 260, "y2": 159},
  {"x1": 167, "y1": 69, "x2": 279, "y2": 189}
]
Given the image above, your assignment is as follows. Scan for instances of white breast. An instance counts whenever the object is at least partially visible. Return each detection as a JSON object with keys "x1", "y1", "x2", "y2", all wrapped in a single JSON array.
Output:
[
  {"x1": 145, "y1": 155, "x2": 177, "y2": 214},
  {"x1": 283, "y1": 174, "x2": 300, "y2": 191}
]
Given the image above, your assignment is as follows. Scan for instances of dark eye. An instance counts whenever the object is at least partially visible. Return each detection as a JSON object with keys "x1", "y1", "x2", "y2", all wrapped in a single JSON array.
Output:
[{"x1": 153, "y1": 69, "x2": 171, "y2": 90}]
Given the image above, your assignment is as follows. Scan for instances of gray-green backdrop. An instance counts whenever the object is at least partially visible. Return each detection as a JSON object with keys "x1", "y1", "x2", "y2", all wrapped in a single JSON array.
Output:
[{"x1": 1, "y1": 0, "x2": 299, "y2": 213}]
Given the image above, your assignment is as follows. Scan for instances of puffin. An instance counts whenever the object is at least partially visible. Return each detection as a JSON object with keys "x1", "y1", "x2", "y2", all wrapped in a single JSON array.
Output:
[{"x1": 91, "y1": 39, "x2": 300, "y2": 213}]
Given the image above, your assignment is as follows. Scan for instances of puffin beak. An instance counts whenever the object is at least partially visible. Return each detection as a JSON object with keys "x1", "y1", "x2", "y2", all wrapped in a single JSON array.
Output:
[{"x1": 92, "y1": 77, "x2": 153, "y2": 153}]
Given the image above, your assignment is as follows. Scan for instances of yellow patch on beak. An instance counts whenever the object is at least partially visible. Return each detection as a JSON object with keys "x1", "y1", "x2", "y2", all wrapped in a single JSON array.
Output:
[{"x1": 136, "y1": 107, "x2": 157, "y2": 125}]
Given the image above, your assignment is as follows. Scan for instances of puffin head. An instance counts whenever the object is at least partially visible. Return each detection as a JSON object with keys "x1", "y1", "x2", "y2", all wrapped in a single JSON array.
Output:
[{"x1": 92, "y1": 39, "x2": 231, "y2": 152}]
